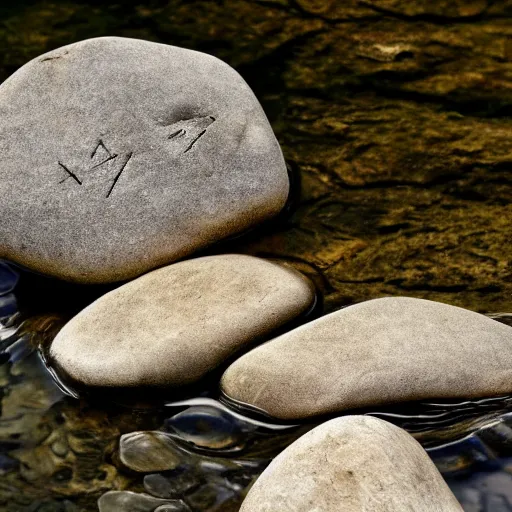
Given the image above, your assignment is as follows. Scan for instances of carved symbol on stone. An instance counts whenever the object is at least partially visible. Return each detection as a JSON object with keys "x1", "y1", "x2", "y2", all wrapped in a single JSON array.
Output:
[
  {"x1": 167, "y1": 115, "x2": 216, "y2": 153},
  {"x1": 58, "y1": 140, "x2": 133, "y2": 198}
]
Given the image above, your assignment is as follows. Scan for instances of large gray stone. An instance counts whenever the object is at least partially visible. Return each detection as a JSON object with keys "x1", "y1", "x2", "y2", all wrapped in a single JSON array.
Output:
[
  {"x1": 240, "y1": 416, "x2": 463, "y2": 512},
  {"x1": 221, "y1": 297, "x2": 512, "y2": 420},
  {"x1": 0, "y1": 36, "x2": 289, "y2": 283},
  {"x1": 49, "y1": 254, "x2": 315, "y2": 388}
]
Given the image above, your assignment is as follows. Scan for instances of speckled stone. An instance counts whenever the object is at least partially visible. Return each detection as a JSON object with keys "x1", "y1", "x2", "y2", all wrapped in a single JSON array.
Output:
[
  {"x1": 240, "y1": 416, "x2": 463, "y2": 512},
  {"x1": 0, "y1": 36, "x2": 289, "y2": 283},
  {"x1": 49, "y1": 254, "x2": 315, "y2": 388},
  {"x1": 119, "y1": 431, "x2": 181, "y2": 473},
  {"x1": 222, "y1": 297, "x2": 512, "y2": 420}
]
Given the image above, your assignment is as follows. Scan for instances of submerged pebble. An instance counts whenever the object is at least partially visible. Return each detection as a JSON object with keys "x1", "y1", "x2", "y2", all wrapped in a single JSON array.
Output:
[
  {"x1": 49, "y1": 254, "x2": 315, "y2": 389},
  {"x1": 144, "y1": 469, "x2": 202, "y2": 499},
  {"x1": 154, "y1": 504, "x2": 192, "y2": 512},
  {"x1": 165, "y1": 406, "x2": 243, "y2": 451},
  {"x1": 222, "y1": 297, "x2": 512, "y2": 420},
  {"x1": 0, "y1": 37, "x2": 290, "y2": 283},
  {"x1": 0, "y1": 293, "x2": 17, "y2": 318},
  {"x1": 448, "y1": 470, "x2": 512, "y2": 512},
  {"x1": 239, "y1": 416, "x2": 463, "y2": 512},
  {"x1": 186, "y1": 483, "x2": 237, "y2": 511},
  {"x1": 119, "y1": 431, "x2": 181, "y2": 473},
  {"x1": 98, "y1": 491, "x2": 184, "y2": 512}
]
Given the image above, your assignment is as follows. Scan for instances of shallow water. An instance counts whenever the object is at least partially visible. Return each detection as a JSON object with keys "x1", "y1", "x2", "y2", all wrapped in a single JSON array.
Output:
[{"x1": 1, "y1": 266, "x2": 512, "y2": 512}]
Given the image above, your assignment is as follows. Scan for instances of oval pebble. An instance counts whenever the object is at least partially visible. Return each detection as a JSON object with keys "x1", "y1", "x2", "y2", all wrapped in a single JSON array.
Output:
[
  {"x1": 144, "y1": 470, "x2": 202, "y2": 499},
  {"x1": 49, "y1": 254, "x2": 315, "y2": 389},
  {"x1": 154, "y1": 503, "x2": 192, "y2": 512},
  {"x1": 165, "y1": 406, "x2": 243, "y2": 450},
  {"x1": 119, "y1": 431, "x2": 181, "y2": 473},
  {"x1": 98, "y1": 491, "x2": 181, "y2": 512},
  {"x1": 222, "y1": 297, "x2": 512, "y2": 420}
]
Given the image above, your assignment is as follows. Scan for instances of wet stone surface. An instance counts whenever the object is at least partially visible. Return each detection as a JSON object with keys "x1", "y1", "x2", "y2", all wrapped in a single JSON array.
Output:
[
  {"x1": 98, "y1": 491, "x2": 190, "y2": 512},
  {"x1": 154, "y1": 504, "x2": 193, "y2": 512},
  {"x1": 164, "y1": 406, "x2": 244, "y2": 451},
  {"x1": 119, "y1": 432, "x2": 181, "y2": 473},
  {"x1": 144, "y1": 470, "x2": 202, "y2": 499}
]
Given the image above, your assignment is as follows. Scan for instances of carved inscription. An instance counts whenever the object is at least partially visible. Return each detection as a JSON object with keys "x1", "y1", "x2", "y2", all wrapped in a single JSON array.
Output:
[
  {"x1": 58, "y1": 117, "x2": 215, "y2": 195},
  {"x1": 167, "y1": 115, "x2": 216, "y2": 153},
  {"x1": 57, "y1": 140, "x2": 132, "y2": 198}
]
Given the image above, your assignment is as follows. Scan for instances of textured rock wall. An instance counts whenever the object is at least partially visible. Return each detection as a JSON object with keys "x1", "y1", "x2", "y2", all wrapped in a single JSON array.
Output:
[{"x1": 1, "y1": 0, "x2": 511, "y2": 312}]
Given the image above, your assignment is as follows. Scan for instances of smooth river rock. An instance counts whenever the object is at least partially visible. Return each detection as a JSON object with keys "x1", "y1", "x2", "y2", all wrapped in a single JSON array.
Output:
[
  {"x1": 240, "y1": 416, "x2": 463, "y2": 512},
  {"x1": 221, "y1": 297, "x2": 512, "y2": 420},
  {"x1": 165, "y1": 405, "x2": 244, "y2": 450},
  {"x1": 49, "y1": 254, "x2": 315, "y2": 388},
  {"x1": 98, "y1": 491, "x2": 189, "y2": 512},
  {"x1": 0, "y1": 36, "x2": 289, "y2": 283},
  {"x1": 119, "y1": 431, "x2": 181, "y2": 473}
]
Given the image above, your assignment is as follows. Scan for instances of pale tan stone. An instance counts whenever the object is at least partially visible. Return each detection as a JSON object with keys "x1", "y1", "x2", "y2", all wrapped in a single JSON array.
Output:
[
  {"x1": 240, "y1": 416, "x2": 463, "y2": 512},
  {"x1": 50, "y1": 254, "x2": 315, "y2": 388},
  {"x1": 222, "y1": 297, "x2": 512, "y2": 419}
]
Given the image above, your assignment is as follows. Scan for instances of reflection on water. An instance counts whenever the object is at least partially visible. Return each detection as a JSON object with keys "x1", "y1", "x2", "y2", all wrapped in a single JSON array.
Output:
[{"x1": 1, "y1": 266, "x2": 512, "y2": 511}]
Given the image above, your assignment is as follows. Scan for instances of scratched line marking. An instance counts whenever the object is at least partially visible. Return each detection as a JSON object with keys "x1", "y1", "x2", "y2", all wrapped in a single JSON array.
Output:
[
  {"x1": 168, "y1": 116, "x2": 216, "y2": 154},
  {"x1": 91, "y1": 139, "x2": 112, "y2": 159},
  {"x1": 90, "y1": 153, "x2": 119, "y2": 169},
  {"x1": 57, "y1": 162, "x2": 82, "y2": 185},
  {"x1": 184, "y1": 129, "x2": 207, "y2": 153},
  {"x1": 168, "y1": 129, "x2": 186, "y2": 140},
  {"x1": 58, "y1": 140, "x2": 130, "y2": 197},
  {"x1": 106, "y1": 152, "x2": 133, "y2": 198}
]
